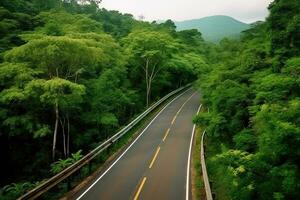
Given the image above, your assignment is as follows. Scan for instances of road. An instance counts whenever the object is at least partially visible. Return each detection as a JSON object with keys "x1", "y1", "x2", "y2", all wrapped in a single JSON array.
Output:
[{"x1": 73, "y1": 89, "x2": 200, "y2": 200}]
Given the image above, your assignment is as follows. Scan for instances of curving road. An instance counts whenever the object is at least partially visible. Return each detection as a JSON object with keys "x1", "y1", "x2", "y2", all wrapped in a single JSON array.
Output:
[{"x1": 73, "y1": 89, "x2": 200, "y2": 200}]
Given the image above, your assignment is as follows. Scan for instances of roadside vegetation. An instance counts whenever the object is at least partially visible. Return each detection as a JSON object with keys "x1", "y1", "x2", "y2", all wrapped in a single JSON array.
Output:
[
  {"x1": 194, "y1": 0, "x2": 300, "y2": 199},
  {"x1": 1, "y1": 0, "x2": 299, "y2": 199},
  {"x1": 191, "y1": 125, "x2": 205, "y2": 199}
]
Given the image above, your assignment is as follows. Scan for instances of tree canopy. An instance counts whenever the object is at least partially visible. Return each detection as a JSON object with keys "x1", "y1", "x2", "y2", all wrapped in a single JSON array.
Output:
[
  {"x1": 194, "y1": 0, "x2": 300, "y2": 199},
  {"x1": 0, "y1": 0, "x2": 206, "y2": 197}
]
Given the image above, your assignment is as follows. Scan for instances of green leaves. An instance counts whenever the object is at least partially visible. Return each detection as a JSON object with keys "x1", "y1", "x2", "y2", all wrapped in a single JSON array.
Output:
[
  {"x1": 268, "y1": 0, "x2": 300, "y2": 61},
  {"x1": 33, "y1": 125, "x2": 51, "y2": 138},
  {"x1": 99, "y1": 113, "x2": 118, "y2": 127},
  {"x1": 123, "y1": 30, "x2": 178, "y2": 62},
  {"x1": 5, "y1": 36, "x2": 102, "y2": 78},
  {"x1": 23, "y1": 78, "x2": 86, "y2": 109},
  {"x1": 254, "y1": 101, "x2": 300, "y2": 163},
  {"x1": 210, "y1": 150, "x2": 256, "y2": 200},
  {"x1": 0, "y1": 62, "x2": 39, "y2": 87},
  {"x1": 35, "y1": 11, "x2": 103, "y2": 35},
  {"x1": 253, "y1": 73, "x2": 298, "y2": 104},
  {"x1": 0, "y1": 181, "x2": 39, "y2": 200},
  {"x1": 195, "y1": 2, "x2": 300, "y2": 199},
  {"x1": 50, "y1": 150, "x2": 83, "y2": 174},
  {"x1": 233, "y1": 129, "x2": 256, "y2": 152},
  {"x1": 0, "y1": 87, "x2": 26, "y2": 103},
  {"x1": 282, "y1": 57, "x2": 300, "y2": 77},
  {"x1": 40, "y1": 78, "x2": 85, "y2": 108}
]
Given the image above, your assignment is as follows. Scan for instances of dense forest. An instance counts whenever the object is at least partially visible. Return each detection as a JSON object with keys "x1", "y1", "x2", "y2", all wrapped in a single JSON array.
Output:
[
  {"x1": 0, "y1": 0, "x2": 208, "y2": 199},
  {"x1": 194, "y1": 0, "x2": 300, "y2": 199},
  {"x1": 1, "y1": 0, "x2": 300, "y2": 199}
]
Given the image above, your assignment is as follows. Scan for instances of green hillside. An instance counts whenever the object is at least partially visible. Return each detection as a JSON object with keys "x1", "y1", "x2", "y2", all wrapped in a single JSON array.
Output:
[{"x1": 175, "y1": 15, "x2": 251, "y2": 42}]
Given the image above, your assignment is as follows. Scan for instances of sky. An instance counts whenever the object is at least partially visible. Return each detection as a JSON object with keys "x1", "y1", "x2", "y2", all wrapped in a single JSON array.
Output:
[{"x1": 100, "y1": 0, "x2": 273, "y2": 23}]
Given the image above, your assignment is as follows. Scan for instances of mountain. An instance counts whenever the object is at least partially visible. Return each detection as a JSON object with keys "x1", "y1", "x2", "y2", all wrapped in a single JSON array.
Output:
[{"x1": 175, "y1": 15, "x2": 251, "y2": 42}]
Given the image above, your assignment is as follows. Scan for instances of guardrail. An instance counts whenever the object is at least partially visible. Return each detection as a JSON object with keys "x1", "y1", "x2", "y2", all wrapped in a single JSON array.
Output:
[
  {"x1": 201, "y1": 129, "x2": 213, "y2": 200},
  {"x1": 18, "y1": 84, "x2": 191, "y2": 200}
]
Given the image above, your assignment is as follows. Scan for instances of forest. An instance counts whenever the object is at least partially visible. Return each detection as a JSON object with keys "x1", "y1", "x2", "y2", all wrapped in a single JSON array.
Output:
[
  {"x1": 194, "y1": 0, "x2": 300, "y2": 199},
  {"x1": 0, "y1": 0, "x2": 300, "y2": 199},
  {"x1": 0, "y1": 0, "x2": 208, "y2": 199}
]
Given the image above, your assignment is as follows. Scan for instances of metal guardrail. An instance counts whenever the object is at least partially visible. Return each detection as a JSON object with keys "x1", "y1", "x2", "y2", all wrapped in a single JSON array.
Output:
[
  {"x1": 201, "y1": 129, "x2": 213, "y2": 200},
  {"x1": 18, "y1": 84, "x2": 191, "y2": 200}
]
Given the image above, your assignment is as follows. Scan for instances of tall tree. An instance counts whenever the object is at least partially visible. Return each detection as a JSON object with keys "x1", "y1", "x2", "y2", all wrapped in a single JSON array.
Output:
[
  {"x1": 123, "y1": 30, "x2": 177, "y2": 107},
  {"x1": 4, "y1": 36, "x2": 101, "y2": 159}
]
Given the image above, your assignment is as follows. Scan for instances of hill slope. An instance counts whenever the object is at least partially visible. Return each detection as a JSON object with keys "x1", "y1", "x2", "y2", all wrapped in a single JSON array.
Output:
[{"x1": 175, "y1": 15, "x2": 250, "y2": 42}]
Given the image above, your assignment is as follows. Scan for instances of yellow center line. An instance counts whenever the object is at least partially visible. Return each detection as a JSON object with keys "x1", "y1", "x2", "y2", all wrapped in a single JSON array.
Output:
[
  {"x1": 171, "y1": 115, "x2": 177, "y2": 124},
  {"x1": 133, "y1": 92, "x2": 197, "y2": 200},
  {"x1": 149, "y1": 146, "x2": 161, "y2": 168},
  {"x1": 133, "y1": 177, "x2": 147, "y2": 200},
  {"x1": 170, "y1": 92, "x2": 196, "y2": 125},
  {"x1": 162, "y1": 128, "x2": 170, "y2": 142}
]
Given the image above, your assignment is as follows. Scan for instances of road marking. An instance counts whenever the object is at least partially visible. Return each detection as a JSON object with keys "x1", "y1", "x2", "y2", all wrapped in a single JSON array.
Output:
[
  {"x1": 171, "y1": 115, "x2": 177, "y2": 124},
  {"x1": 149, "y1": 146, "x2": 161, "y2": 168},
  {"x1": 133, "y1": 177, "x2": 147, "y2": 200},
  {"x1": 76, "y1": 88, "x2": 192, "y2": 200},
  {"x1": 179, "y1": 92, "x2": 196, "y2": 112},
  {"x1": 171, "y1": 92, "x2": 197, "y2": 125},
  {"x1": 186, "y1": 104, "x2": 202, "y2": 200},
  {"x1": 162, "y1": 128, "x2": 170, "y2": 142}
]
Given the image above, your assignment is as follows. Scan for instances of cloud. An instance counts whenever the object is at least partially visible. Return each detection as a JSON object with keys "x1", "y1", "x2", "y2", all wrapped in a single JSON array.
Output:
[{"x1": 100, "y1": 0, "x2": 273, "y2": 23}]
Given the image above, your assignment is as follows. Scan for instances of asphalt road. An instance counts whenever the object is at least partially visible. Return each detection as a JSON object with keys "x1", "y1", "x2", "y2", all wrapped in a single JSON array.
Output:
[{"x1": 74, "y1": 89, "x2": 200, "y2": 200}]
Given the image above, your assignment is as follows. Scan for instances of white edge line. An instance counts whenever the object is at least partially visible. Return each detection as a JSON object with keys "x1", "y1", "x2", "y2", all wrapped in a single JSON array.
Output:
[
  {"x1": 186, "y1": 103, "x2": 202, "y2": 200},
  {"x1": 76, "y1": 88, "x2": 192, "y2": 200}
]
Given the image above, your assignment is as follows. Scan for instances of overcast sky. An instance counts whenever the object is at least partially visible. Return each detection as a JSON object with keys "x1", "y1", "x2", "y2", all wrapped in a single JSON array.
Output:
[{"x1": 100, "y1": 0, "x2": 273, "y2": 23}]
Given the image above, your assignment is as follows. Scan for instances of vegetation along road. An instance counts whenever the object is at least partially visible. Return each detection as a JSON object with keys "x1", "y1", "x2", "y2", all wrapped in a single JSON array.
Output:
[{"x1": 73, "y1": 89, "x2": 200, "y2": 200}]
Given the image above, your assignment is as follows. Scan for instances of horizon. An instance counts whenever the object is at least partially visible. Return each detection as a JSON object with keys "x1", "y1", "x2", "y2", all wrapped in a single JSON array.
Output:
[
  {"x1": 157, "y1": 15, "x2": 259, "y2": 24},
  {"x1": 100, "y1": 0, "x2": 273, "y2": 23}
]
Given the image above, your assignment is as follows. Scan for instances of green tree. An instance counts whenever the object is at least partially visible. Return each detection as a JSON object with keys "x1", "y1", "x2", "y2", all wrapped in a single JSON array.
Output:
[
  {"x1": 123, "y1": 30, "x2": 178, "y2": 107},
  {"x1": 4, "y1": 36, "x2": 101, "y2": 159}
]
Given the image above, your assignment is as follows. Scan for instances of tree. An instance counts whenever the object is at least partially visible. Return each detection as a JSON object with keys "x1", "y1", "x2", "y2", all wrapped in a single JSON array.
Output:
[
  {"x1": 0, "y1": 0, "x2": 211, "y2": 192},
  {"x1": 267, "y1": 0, "x2": 300, "y2": 63},
  {"x1": 123, "y1": 30, "x2": 177, "y2": 107},
  {"x1": 4, "y1": 36, "x2": 101, "y2": 159},
  {"x1": 25, "y1": 78, "x2": 85, "y2": 159},
  {"x1": 193, "y1": 2, "x2": 300, "y2": 198}
]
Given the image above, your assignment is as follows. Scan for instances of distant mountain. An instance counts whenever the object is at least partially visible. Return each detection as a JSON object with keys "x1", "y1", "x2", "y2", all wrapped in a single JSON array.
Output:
[{"x1": 175, "y1": 15, "x2": 251, "y2": 42}]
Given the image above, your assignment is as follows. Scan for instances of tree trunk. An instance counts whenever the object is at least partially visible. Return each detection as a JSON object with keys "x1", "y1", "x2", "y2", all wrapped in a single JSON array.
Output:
[
  {"x1": 144, "y1": 58, "x2": 159, "y2": 108},
  {"x1": 146, "y1": 80, "x2": 151, "y2": 108},
  {"x1": 145, "y1": 58, "x2": 150, "y2": 108},
  {"x1": 67, "y1": 114, "x2": 70, "y2": 157},
  {"x1": 52, "y1": 101, "x2": 59, "y2": 160},
  {"x1": 60, "y1": 117, "x2": 67, "y2": 158}
]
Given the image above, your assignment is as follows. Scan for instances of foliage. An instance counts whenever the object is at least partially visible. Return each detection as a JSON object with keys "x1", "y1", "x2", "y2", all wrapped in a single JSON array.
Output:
[
  {"x1": 0, "y1": 0, "x2": 206, "y2": 194},
  {"x1": 50, "y1": 150, "x2": 83, "y2": 174},
  {"x1": 0, "y1": 181, "x2": 40, "y2": 200},
  {"x1": 194, "y1": 0, "x2": 300, "y2": 199}
]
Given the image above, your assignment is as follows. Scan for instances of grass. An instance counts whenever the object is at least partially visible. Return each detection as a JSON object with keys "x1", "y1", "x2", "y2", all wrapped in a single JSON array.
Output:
[{"x1": 191, "y1": 126, "x2": 205, "y2": 200}]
